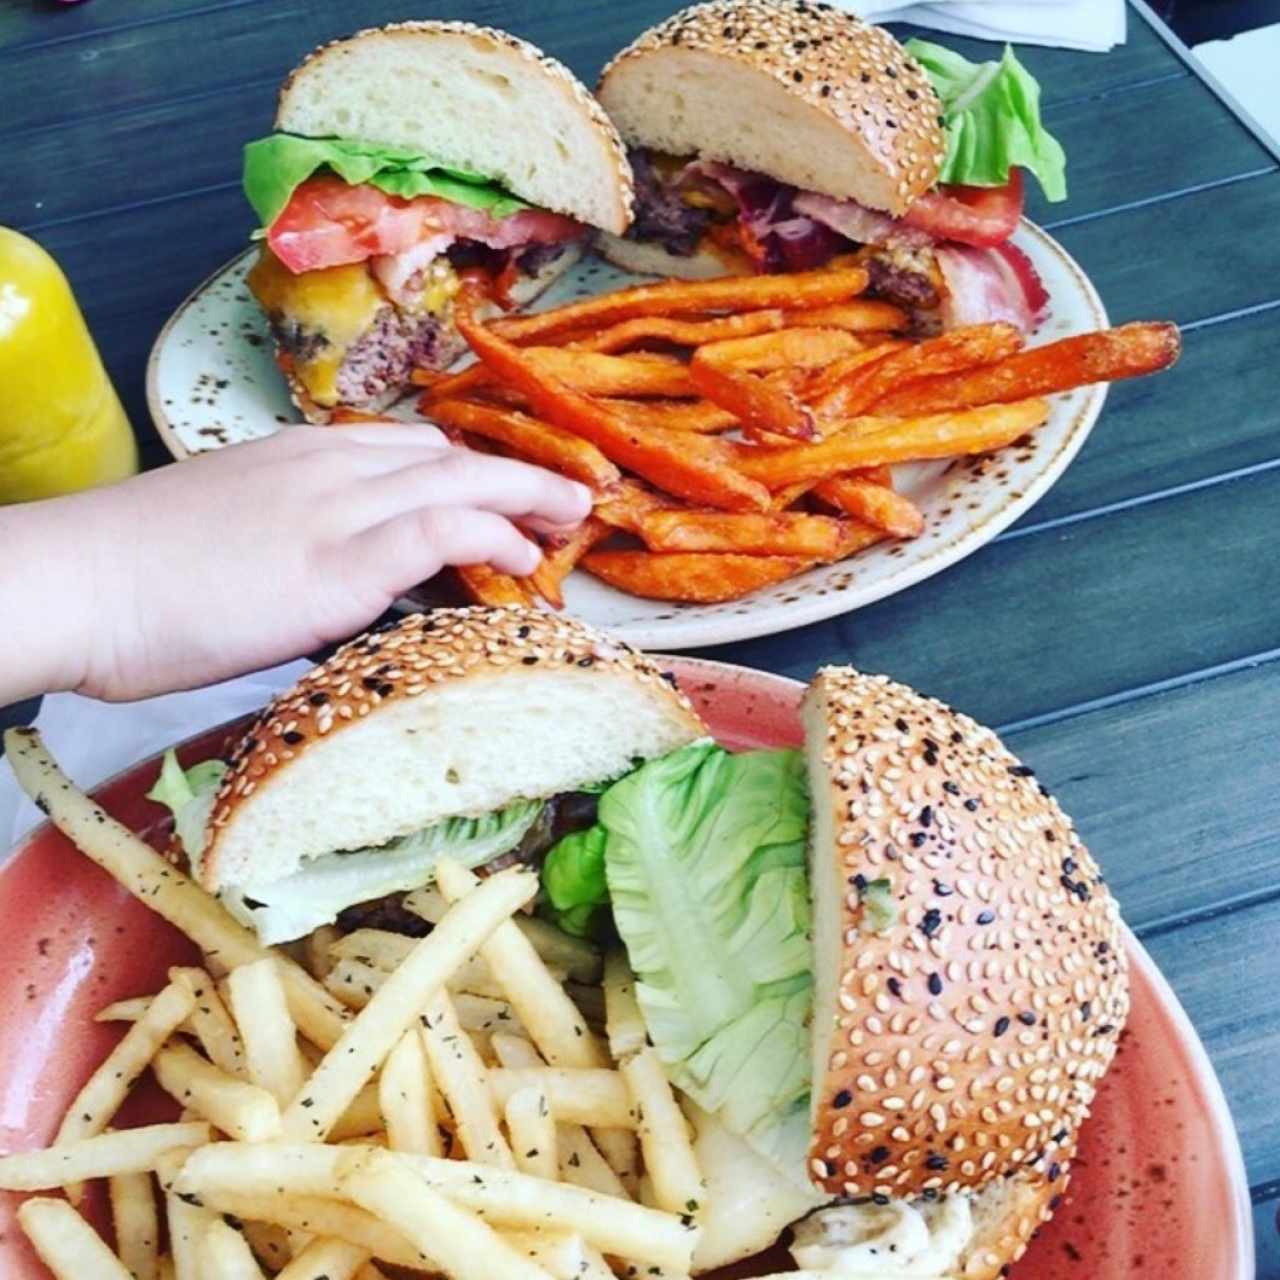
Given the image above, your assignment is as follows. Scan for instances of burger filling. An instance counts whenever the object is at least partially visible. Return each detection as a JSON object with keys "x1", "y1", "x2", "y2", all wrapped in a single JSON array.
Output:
[
  {"x1": 242, "y1": 135, "x2": 587, "y2": 411},
  {"x1": 791, "y1": 1196, "x2": 973, "y2": 1276},
  {"x1": 620, "y1": 39, "x2": 1067, "y2": 335}
]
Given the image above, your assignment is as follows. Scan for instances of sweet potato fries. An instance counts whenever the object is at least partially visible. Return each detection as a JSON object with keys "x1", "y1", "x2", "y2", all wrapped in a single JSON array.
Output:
[{"x1": 406, "y1": 267, "x2": 1180, "y2": 607}]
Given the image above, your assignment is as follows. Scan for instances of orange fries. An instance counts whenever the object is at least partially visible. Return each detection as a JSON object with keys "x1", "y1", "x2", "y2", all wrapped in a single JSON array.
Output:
[
  {"x1": 528, "y1": 517, "x2": 612, "y2": 609},
  {"x1": 399, "y1": 269, "x2": 1179, "y2": 612},
  {"x1": 488, "y1": 267, "x2": 870, "y2": 342},
  {"x1": 425, "y1": 399, "x2": 621, "y2": 490},
  {"x1": 581, "y1": 550, "x2": 816, "y2": 603},
  {"x1": 639, "y1": 510, "x2": 848, "y2": 558},
  {"x1": 735, "y1": 399, "x2": 1050, "y2": 489},
  {"x1": 814, "y1": 324, "x2": 1023, "y2": 420},
  {"x1": 455, "y1": 291, "x2": 770, "y2": 513},
  {"x1": 455, "y1": 564, "x2": 534, "y2": 607},
  {"x1": 872, "y1": 322, "x2": 1182, "y2": 415}
]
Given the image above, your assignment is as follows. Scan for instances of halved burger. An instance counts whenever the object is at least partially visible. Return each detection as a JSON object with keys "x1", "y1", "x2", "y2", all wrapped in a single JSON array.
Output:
[
  {"x1": 242, "y1": 22, "x2": 635, "y2": 422},
  {"x1": 149, "y1": 606, "x2": 1128, "y2": 1279},
  {"x1": 596, "y1": 0, "x2": 1066, "y2": 334}
]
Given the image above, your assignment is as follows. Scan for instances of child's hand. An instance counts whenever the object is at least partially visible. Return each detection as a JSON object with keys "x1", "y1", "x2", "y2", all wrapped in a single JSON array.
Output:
[{"x1": 2, "y1": 425, "x2": 591, "y2": 703}]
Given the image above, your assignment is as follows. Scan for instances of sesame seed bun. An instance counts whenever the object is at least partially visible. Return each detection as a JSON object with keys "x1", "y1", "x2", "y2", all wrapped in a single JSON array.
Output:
[
  {"x1": 800, "y1": 668, "x2": 1128, "y2": 1261},
  {"x1": 277, "y1": 21, "x2": 635, "y2": 234},
  {"x1": 199, "y1": 608, "x2": 705, "y2": 892},
  {"x1": 598, "y1": 0, "x2": 946, "y2": 217}
]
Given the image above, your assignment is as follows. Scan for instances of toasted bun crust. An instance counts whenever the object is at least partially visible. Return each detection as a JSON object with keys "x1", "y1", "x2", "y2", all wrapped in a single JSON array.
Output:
[
  {"x1": 595, "y1": 230, "x2": 736, "y2": 281},
  {"x1": 959, "y1": 1170, "x2": 1064, "y2": 1279},
  {"x1": 201, "y1": 608, "x2": 706, "y2": 891},
  {"x1": 599, "y1": 1, "x2": 945, "y2": 216},
  {"x1": 802, "y1": 668, "x2": 1128, "y2": 1204},
  {"x1": 277, "y1": 22, "x2": 634, "y2": 234}
]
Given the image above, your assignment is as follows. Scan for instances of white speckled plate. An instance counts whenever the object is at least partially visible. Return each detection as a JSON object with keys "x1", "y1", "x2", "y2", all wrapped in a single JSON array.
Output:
[{"x1": 148, "y1": 225, "x2": 1107, "y2": 649}]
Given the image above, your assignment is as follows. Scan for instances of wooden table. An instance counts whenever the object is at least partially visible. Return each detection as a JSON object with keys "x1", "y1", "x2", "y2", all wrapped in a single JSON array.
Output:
[{"x1": 3, "y1": 3, "x2": 1278, "y2": 1272}]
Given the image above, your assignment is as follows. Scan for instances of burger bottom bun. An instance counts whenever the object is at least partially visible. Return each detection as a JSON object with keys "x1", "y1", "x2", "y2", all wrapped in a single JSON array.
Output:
[{"x1": 595, "y1": 230, "x2": 735, "y2": 280}]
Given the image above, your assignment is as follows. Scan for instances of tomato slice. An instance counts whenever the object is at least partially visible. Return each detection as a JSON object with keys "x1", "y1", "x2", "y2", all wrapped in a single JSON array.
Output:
[
  {"x1": 268, "y1": 175, "x2": 429, "y2": 274},
  {"x1": 902, "y1": 170, "x2": 1024, "y2": 248}
]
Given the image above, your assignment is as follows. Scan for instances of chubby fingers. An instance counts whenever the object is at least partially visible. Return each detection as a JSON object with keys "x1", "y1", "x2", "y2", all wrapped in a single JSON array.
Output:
[
  {"x1": 345, "y1": 506, "x2": 542, "y2": 598},
  {"x1": 370, "y1": 446, "x2": 592, "y2": 527}
]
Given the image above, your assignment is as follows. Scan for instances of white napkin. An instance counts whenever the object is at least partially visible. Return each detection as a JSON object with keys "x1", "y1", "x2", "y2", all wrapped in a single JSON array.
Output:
[
  {"x1": 0, "y1": 660, "x2": 311, "y2": 856},
  {"x1": 834, "y1": 0, "x2": 1126, "y2": 52}
]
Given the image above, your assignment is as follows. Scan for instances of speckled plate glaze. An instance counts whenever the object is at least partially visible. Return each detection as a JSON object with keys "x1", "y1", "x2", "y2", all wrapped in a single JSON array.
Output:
[
  {"x1": 0, "y1": 660, "x2": 1252, "y2": 1278},
  {"x1": 149, "y1": 226, "x2": 1106, "y2": 649}
]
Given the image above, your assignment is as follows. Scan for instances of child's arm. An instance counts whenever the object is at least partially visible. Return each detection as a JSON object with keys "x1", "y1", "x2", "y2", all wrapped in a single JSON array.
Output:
[{"x1": 0, "y1": 424, "x2": 590, "y2": 705}]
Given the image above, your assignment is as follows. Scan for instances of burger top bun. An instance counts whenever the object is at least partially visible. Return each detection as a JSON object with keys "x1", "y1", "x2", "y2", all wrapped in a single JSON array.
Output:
[
  {"x1": 598, "y1": 0, "x2": 946, "y2": 216},
  {"x1": 200, "y1": 608, "x2": 705, "y2": 892},
  {"x1": 802, "y1": 668, "x2": 1129, "y2": 1213},
  {"x1": 277, "y1": 21, "x2": 635, "y2": 234}
]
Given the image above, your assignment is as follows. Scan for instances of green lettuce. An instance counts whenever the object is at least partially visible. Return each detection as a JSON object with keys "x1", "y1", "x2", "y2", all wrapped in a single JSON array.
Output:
[
  {"x1": 599, "y1": 742, "x2": 812, "y2": 1168},
  {"x1": 242, "y1": 134, "x2": 532, "y2": 228},
  {"x1": 906, "y1": 39, "x2": 1067, "y2": 202},
  {"x1": 542, "y1": 825, "x2": 611, "y2": 939},
  {"x1": 149, "y1": 748, "x2": 542, "y2": 945}
]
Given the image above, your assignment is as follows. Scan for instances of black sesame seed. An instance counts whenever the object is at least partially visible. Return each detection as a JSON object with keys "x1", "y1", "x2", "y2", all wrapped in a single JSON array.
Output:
[
  {"x1": 833, "y1": 1089, "x2": 852, "y2": 1109},
  {"x1": 994, "y1": 1016, "x2": 1011, "y2": 1037},
  {"x1": 1018, "y1": 1010, "x2": 1037, "y2": 1026},
  {"x1": 964, "y1": 798, "x2": 979, "y2": 812},
  {"x1": 910, "y1": 832, "x2": 927, "y2": 848},
  {"x1": 1010, "y1": 764, "x2": 1035, "y2": 777},
  {"x1": 925, "y1": 1152, "x2": 948, "y2": 1170},
  {"x1": 976, "y1": 910, "x2": 995, "y2": 926},
  {"x1": 792, "y1": 70, "x2": 804, "y2": 82},
  {"x1": 1048, "y1": 1162, "x2": 1062, "y2": 1181},
  {"x1": 517, "y1": 625, "x2": 530, "y2": 638},
  {"x1": 932, "y1": 880, "x2": 953, "y2": 897},
  {"x1": 942, "y1": 780, "x2": 959, "y2": 795},
  {"x1": 869, "y1": 1145, "x2": 890, "y2": 1164},
  {"x1": 861, "y1": 71, "x2": 871, "y2": 83},
  {"x1": 1080, "y1": 1001, "x2": 1092, "y2": 1020},
  {"x1": 282, "y1": 731, "x2": 304, "y2": 745},
  {"x1": 920, "y1": 908, "x2": 942, "y2": 939},
  {"x1": 872, "y1": 1193, "x2": 890, "y2": 1206},
  {"x1": 1062, "y1": 857, "x2": 1077, "y2": 874},
  {"x1": 577, "y1": 657, "x2": 595, "y2": 668},
  {"x1": 928, "y1": 972, "x2": 943, "y2": 996},
  {"x1": 895, "y1": 718, "x2": 909, "y2": 733},
  {"x1": 852, "y1": 873, "x2": 868, "y2": 891},
  {"x1": 919, "y1": 805, "x2": 933, "y2": 828},
  {"x1": 887, "y1": 977, "x2": 902, "y2": 998},
  {"x1": 521, "y1": 656, "x2": 538, "y2": 666},
  {"x1": 821, "y1": 84, "x2": 831, "y2": 97},
  {"x1": 308, "y1": 692, "x2": 329, "y2": 706}
]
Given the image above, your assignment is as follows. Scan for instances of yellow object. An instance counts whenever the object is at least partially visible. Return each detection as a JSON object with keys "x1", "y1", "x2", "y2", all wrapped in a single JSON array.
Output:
[{"x1": 0, "y1": 227, "x2": 138, "y2": 504}]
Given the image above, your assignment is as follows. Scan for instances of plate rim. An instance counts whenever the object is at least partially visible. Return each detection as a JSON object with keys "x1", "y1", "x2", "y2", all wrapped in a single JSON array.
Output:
[
  {"x1": 146, "y1": 226, "x2": 1109, "y2": 649},
  {"x1": 0, "y1": 654, "x2": 1255, "y2": 1276}
]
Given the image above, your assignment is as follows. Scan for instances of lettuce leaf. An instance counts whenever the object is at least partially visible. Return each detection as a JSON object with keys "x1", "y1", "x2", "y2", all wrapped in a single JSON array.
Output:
[
  {"x1": 542, "y1": 825, "x2": 612, "y2": 939},
  {"x1": 223, "y1": 800, "x2": 543, "y2": 945},
  {"x1": 906, "y1": 39, "x2": 1067, "y2": 202},
  {"x1": 599, "y1": 742, "x2": 812, "y2": 1163},
  {"x1": 242, "y1": 134, "x2": 532, "y2": 228},
  {"x1": 150, "y1": 747, "x2": 542, "y2": 945}
]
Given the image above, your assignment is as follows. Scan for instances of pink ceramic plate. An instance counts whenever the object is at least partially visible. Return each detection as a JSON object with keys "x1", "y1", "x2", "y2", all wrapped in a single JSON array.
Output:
[{"x1": 0, "y1": 659, "x2": 1253, "y2": 1278}]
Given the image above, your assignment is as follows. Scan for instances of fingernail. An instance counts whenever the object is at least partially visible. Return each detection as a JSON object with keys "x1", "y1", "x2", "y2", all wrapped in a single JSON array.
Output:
[
  {"x1": 571, "y1": 481, "x2": 593, "y2": 510},
  {"x1": 523, "y1": 540, "x2": 543, "y2": 572}
]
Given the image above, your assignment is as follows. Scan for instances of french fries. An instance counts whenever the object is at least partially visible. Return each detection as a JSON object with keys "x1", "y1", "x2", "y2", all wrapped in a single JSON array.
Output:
[
  {"x1": 489, "y1": 1068, "x2": 636, "y2": 1129},
  {"x1": 455, "y1": 563, "x2": 535, "y2": 607},
  {"x1": 2, "y1": 728, "x2": 350, "y2": 1050},
  {"x1": 276, "y1": 1236, "x2": 370, "y2": 1280},
  {"x1": 813, "y1": 474, "x2": 926, "y2": 538},
  {"x1": 280, "y1": 864, "x2": 536, "y2": 1141},
  {"x1": 228, "y1": 957, "x2": 308, "y2": 1107},
  {"x1": 505, "y1": 1086, "x2": 557, "y2": 1181},
  {"x1": 152, "y1": 1043, "x2": 282, "y2": 1142},
  {"x1": 380, "y1": 1028, "x2": 442, "y2": 1156},
  {"x1": 200, "y1": 1219, "x2": 268, "y2": 1279},
  {"x1": 0, "y1": 1122, "x2": 210, "y2": 1189},
  {"x1": 110, "y1": 1170, "x2": 161, "y2": 1280},
  {"x1": 53, "y1": 978, "x2": 194, "y2": 1191},
  {"x1": 17, "y1": 1197, "x2": 135, "y2": 1280},
  {"x1": 171, "y1": 965, "x2": 246, "y2": 1078},
  {"x1": 620, "y1": 1050, "x2": 704, "y2": 1220},
  {"x1": 871, "y1": 321, "x2": 1182, "y2": 415},
  {"x1": 528, "y1": 516, "x2": 611, "y2": 609}
]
